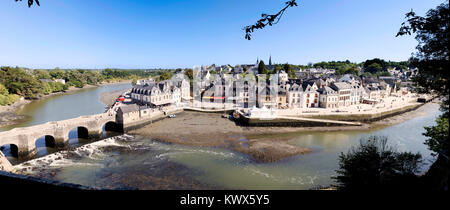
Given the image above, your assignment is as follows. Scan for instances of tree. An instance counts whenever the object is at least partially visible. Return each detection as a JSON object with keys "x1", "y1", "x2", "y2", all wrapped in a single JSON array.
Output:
[
  {"x1": 283, "y1": 63, "x2": 296, "y2": 78},
  {"x1": 33, "y1": 70, "x2": 52, "y2": 79},
  {"x1": 244, "y1": 0, "x2": 298, "y2": 40},
  {"x1": 257, "y1": 60, "x2": 268, "y2": 75},
  {"x1": 397, "y1": 2, "x2": 449, "y2": 116},
  {"x1": 159, "y1": 71, "x2": 172, "y2": 81},
  {"x1": 334, "y1": 136, "x2": 423, "y2": 190},
  {"x1": 424, "y1": 117, "x2": 449, "y2": 158},
  {"x1": 49, "y1": 68, "x2": 66, "y2": 79},
  {"x1": 363, "y1": 58, "x2": 388, "y2": 74},
  {"x1": 184, "y1": 69, "x2": 193, "y2": 80},
  {"x1": 396, "y1": 2, "x2": 449, "y2": 190},
  {"x1": 0, "y1": 67, "x2": 43, "y2": 98},
  {"x1": 0, "y1": 83, "x2": 8, "y2": 95}
]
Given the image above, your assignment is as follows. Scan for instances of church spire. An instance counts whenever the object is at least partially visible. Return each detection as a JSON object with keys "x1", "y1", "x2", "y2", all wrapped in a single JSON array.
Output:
[{"x1": 269, "y1": 55, "x2": 272, "y2": 66}]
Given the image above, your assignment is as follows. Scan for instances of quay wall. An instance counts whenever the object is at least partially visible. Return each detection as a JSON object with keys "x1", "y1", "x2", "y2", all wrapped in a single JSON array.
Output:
[
  {"x1": 296, "y1": 103, "x2": 424, "y2": 123},
  {"x1": 240, "y1": 117, "x2": 360, "y2": 127},
  {"x1": 238, "y1": 103, "x2": 426, "y2": 127},
  {"x1": 121, "y1": 107, "x2": 184, "y2": 132}
]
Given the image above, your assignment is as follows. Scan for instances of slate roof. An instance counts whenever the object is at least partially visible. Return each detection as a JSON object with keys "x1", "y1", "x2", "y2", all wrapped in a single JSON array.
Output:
[
  {"x1": 118, "y1": 104, "x2": 140, "y2": 113},
  {"x1": 331, "y1": 82, "x2": 352, "y2": 90},
  {"x1": 317, "y1": 86, "x2": 337, "y2": 95}
]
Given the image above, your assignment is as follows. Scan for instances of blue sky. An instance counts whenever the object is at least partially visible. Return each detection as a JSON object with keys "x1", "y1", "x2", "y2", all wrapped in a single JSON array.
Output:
[{"x1": 0, "y1": 0, "x2": 444, "y2": 69}]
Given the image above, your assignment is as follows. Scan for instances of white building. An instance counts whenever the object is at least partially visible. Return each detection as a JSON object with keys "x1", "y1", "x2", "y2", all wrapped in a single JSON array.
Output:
[
  {"x1": 302, "y1": 84, "x2": 320, "y2": 108},
  {"x1": 287, "y1": 83, "x2": 303, "y2": 108}
]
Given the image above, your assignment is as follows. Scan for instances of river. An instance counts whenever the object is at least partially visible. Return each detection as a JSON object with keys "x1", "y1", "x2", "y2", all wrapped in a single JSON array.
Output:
[{"x1": 2, "y1": 83, "x2": 442, "y2": 189}]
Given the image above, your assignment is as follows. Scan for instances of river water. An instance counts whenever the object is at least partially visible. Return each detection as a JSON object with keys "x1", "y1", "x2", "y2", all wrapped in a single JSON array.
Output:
[{"x1": 2, "y1": 83, "x2": 442, "y2": 189}]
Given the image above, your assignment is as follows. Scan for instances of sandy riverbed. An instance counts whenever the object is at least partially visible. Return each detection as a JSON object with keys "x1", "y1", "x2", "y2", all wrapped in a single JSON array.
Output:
[
  {"x1": 128, "y1": 101, "x2": 440, "y2": 163},
  {"x1": 127, "y1": 111, "x2": 310, "y2": 163}
]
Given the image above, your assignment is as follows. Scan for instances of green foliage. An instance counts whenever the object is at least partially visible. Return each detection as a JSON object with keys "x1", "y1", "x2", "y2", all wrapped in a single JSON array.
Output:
[
  {"x1": 33, "y1": 70, "x2": 51, "y2": 79},
  {"x1": 397, "y1": 2, "x2": 449, "y2": 116},
  {"x1": 49, "y1": 68, "x2": 66, "y2": 79},
  {"x1": 397, "y1": 3, "x2": 449, "y2": 190},
  {"x1": 158, "y1": 71, "x2": 172, "y2": 81},
  {"x1": 311, "y1": 60, "x2": 361, "y2": 76},
  {"x1": 282, "y1": 63, "x2": 297, "y2": 78},
  {"x1": 258, "y1": 61, "x2": 268, "y2": 75},
  {"x1": 0, "y1": 94, "x2": 20, "y2": 106},
  {"x1": 0, "y1": 83, "x2": 8, "y2": 95},
  {"x1": 395, "y1": 82, "x2": 401, "y2": 91},
  {"x1": 71, "y1": 80, "x2": 84, "y2": 88},
  {"x1": 0, "y1": 67, "x2": 43, "y2": 98},
  {"x1": 0, "y1": 83, "x2": 20, "y2": 106},
  {"x1": 424, "y1": 116, "x2": 449, "y2": 157},
  {"x1": 334, "y1": 136, "x2": 423, "y2": 190},
  {"x1": 184, "y1": 69, "x2": 193, "y2": 80},
  {"x1": 244, "y1": 0, "x2": 298, "y2": 40}
]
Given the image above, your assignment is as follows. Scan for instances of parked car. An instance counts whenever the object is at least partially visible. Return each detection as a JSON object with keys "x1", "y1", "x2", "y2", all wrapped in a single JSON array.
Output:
[{"x1": 168, "y1": 114, "x2": 176, "y2": 118}]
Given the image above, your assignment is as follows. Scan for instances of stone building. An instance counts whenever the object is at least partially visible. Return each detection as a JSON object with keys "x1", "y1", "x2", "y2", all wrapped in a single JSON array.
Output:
[
  {"x1": 331, "y1": 82, "x2": 352, "y2": 107},
  {"x1": 317, "y1": 86, "x2": 338, "y2": 108},
  {"x1": 287, "y1": 83, "x2": 303, "y2": 109},
  {"x1": 131, "y1": 80, "x2": 181, "y2": 107}
]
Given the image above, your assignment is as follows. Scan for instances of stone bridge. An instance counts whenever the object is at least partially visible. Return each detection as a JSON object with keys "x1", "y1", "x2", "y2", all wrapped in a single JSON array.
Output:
[{"x1": 0, "y1": 113, "x2": 121, "y2": 159}]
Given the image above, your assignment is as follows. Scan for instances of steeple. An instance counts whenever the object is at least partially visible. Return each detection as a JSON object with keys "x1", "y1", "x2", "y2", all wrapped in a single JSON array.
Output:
[
  {"x1": 256, "y1": 57, "x2": 260, "y2": 65},
  {"x1": 269, "y1": 55, "x2": 272, "y2": 66}
]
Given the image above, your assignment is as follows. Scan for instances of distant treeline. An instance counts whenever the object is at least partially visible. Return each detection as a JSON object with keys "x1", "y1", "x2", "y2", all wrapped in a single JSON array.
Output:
[
  {"x1": 0, "y1": 67, "x2": 173, "y2": 105},
  {"x1": 296, "y1": 59, "x2": 412, "y2": 77},
  {"x1": 254, "y1": 59, "x2": 411, "y2": 78}
]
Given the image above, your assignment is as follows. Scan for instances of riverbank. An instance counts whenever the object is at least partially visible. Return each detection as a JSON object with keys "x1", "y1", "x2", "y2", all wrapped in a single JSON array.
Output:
[
  {"x1": 128, "y1": 101, "x2": 439, "y2": 162},
  {"x1": 100, "y1": 88, "x2": 129, "y2": 108},
  {"x1": 0, "y1": 80, "x2": 131, "y2": 128},
  {"x1": 0, "y1": 98, "x2": 31, "y2": 127}
]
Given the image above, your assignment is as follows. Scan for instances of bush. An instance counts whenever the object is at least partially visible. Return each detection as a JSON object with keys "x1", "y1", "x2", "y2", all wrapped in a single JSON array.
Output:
[
  {"x1": 334, "y1": 136, "x2": 423, "y2": 190},
  {"x1": 0, "y1": 94, "x2": 20, "y2": 106},
  {"x1": 71, "y1": 80, "x2": 84, "y2": 88}
]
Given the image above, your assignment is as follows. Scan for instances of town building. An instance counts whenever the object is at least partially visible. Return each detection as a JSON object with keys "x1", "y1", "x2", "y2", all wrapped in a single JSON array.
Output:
[
  {"x1": 330, "y1": 82, "x2": 352, "y2": 107},
  {"x1": 317, "y1": 86, "x2": 338, "y2": 109},
  {"x1": 287, "y1": 83, "x2": 303, "y2": 109}
]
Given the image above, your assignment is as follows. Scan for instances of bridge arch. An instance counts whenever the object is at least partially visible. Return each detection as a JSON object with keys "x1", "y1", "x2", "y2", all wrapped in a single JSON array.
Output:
[
  {"x1": 67, "y1": 126, "x2": 90, "y2": 145},
  {"x1": 102, "y1": 121, "x2": 123, "y2": 133},
  {"x1": 0, "y1": 143, "x2": 19, "y2": 158},
  {"x1": 101, "y1": 121, "x2": 123, "y2": 138},
  {"x1": 35, "y1": 135, "x2": 56, "y2": 148}
]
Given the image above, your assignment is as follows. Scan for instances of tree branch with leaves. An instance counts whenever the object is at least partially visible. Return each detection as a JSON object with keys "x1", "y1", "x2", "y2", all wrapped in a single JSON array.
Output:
[
  {"x1": 243, "y1": 0, "x2": 298, "y2": 40},
  {"x1": 15, "y1": 0, "x2": 40, "y2": 7}
]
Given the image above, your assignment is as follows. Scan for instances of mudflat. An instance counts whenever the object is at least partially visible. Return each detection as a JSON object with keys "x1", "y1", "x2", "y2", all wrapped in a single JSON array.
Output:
[
  {"x1": 128, "y1": 102, "x2": 440, "y2": 162},
  {"x1": 129, "y1": 111, "x2": 311, "y2": 163}
]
